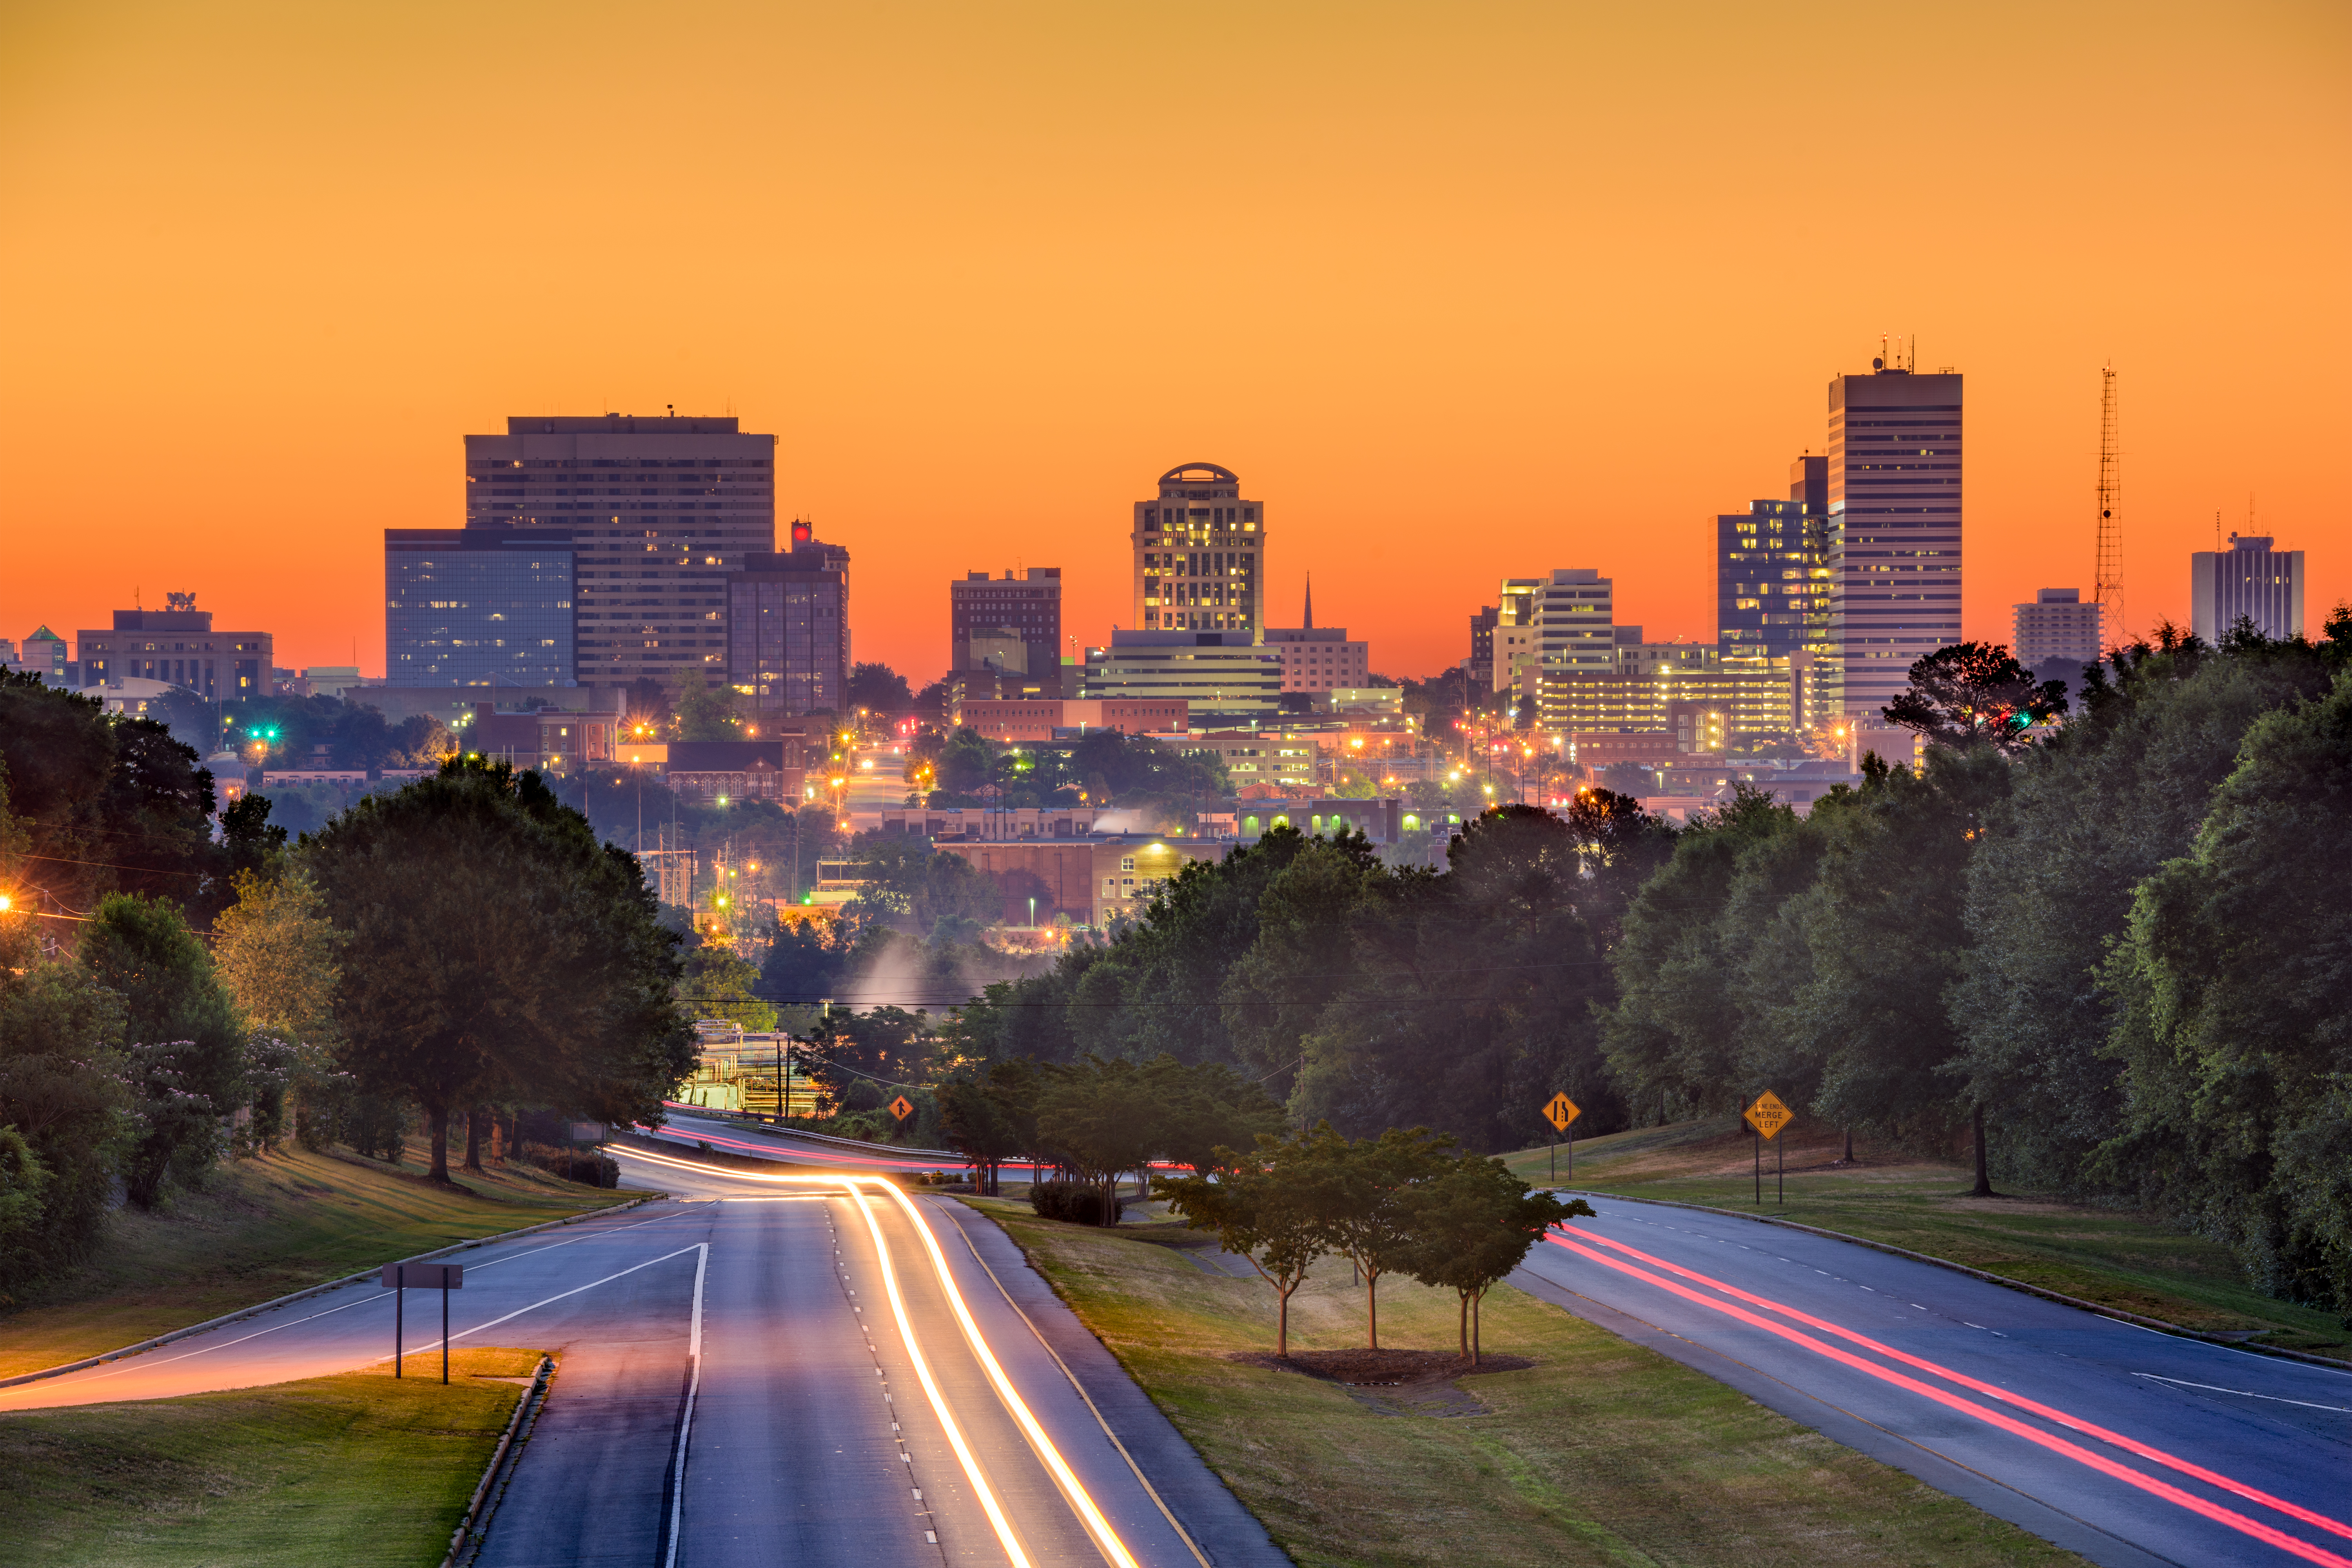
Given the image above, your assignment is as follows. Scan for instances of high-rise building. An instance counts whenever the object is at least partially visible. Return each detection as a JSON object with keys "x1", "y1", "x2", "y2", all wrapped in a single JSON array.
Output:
[
  {"x1": 729, "y1": 521, "x2": 850, "y2": 717},
  {"x1": 1534, "y1": 570, "x2": 1613, "y2": 729},
  {"x1": 76, "y1": 600, "x2": 274, "y2": 699},
  {"x1": 384, "y1": 527, "x2": 577, "y2": 687},
  {"x1": 1492, "y1": 577, "x2": 1542, "y2": 702},
  {"x1": 951, "y1": 568, "x2": 1063, "y2": 687},
  {"x1": 2191, "y1": 534, "x2": 2305, "y2": 642},
  {"x1": 464, "y1": 414, "x2": 777, "y2": 701},
  {"x1": 1826, "y1": 363, "x2": 1962, "y2": 717},
  {"x1": 1132, "y1": 463, "x2": 1265, "y2": 638},
  {"x1": 1469, "y1": 604, "x2": 1499, "y2": 682},
  {"x1": 1080, "y1": 630, "x2": 1282, "y2": 726},
  {"x1": 2011, "y1": 588, "x2": 2104, "y2": 670},
  {"x1": 10, "y1": 626, "x2": 67, "y2": 682}
]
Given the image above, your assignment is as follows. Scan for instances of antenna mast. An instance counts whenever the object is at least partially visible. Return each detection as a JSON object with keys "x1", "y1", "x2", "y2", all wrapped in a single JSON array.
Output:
[{"x1": 2094, "y1": 365, "x2": 2123, "y2": 641}]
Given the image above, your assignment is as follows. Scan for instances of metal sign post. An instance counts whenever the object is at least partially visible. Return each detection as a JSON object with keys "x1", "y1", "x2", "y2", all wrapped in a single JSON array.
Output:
[
  {"x1": 1541, "y1": 1094, "x2": 1580, "y2": 1185},
  {"x1": 1743, "y1": 1092, "x2": 1794, "y2": 1207},
  {"x1": 382, "y1": 1263, "x2": 463, "y2": 1384}
]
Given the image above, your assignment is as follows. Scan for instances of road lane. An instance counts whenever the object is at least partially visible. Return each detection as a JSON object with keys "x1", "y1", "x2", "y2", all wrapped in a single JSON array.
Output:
[{"x1": 1514, "y1": 1196, "x2": 2352, "y2": 1568}]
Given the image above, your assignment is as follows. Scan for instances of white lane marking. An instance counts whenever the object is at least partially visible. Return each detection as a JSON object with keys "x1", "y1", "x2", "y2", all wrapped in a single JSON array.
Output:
[
  {"x1": 2135, "y1": 1374, "x2": 2352, "y2": 1414},
  {"x1": 428, "y1": 1242, "x2": 707, "y2": 1356},
  {"x1": 662, "y1": 1243, "x2": 710, "y2": 1568}
]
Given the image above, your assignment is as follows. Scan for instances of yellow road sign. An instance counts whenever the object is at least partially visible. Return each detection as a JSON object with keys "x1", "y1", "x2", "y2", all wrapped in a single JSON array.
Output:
[
  {"x1": 1745, "y1": 1090, "x2": 1793, "y2": 1140},
  {"x1": 1543, "y1": 1093, "x2": 1581, "y2": 1132},
  {"x1": 889, "y1": 1095, "x2": 915, "y2": 1121}
]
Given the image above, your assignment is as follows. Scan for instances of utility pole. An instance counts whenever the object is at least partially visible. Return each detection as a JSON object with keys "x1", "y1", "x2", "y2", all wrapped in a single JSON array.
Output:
[{"x1": 2094, "y1": 365, "x2": 2123, "y2": 644}]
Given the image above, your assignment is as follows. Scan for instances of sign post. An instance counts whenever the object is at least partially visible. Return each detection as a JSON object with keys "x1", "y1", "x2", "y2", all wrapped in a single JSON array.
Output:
[
  {"x1": 1541, "y1": 1094, "x2": 1581, "y2": 1184},
  {"x1": 1743, "y1": 1092, "x2": 1794, "y2": 1206},
  {"x1": 382, "y1": 1263, "x2": 463, "y2": 1383}
]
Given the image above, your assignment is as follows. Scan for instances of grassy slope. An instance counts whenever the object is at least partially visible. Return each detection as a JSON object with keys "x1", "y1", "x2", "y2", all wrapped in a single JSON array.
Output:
[
  {"x1": 1501, "y1": 1118, "x2": 2349, "y2": 1356},
  {"x1": 966, "y1": 1197, "x2": 2082, "y2": 1568},
  {"x1": 0, "y1": 1345, "x2": 543, "y2": 1565},
  {"x1": 0, "y1": 1142, "x2": 649, "y2": 1377}
]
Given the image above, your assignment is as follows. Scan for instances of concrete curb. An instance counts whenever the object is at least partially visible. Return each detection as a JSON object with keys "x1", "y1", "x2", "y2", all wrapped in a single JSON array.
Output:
[
  {"x1": 441, "y1": 1352, "x2": 554, "y2": 1568},
  {"x1": 1557, "y1": 1187, "x2": 2352, "y2": 1374},
  {"x1": 0, "y1": 1194, "x2": 660, "y2": 1391}
]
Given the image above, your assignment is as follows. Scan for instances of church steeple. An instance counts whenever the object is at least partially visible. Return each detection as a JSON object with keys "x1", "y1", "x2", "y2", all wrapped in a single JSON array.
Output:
[{"x1": 1303, "y1": 573, "x2": 1314, "y2": 630}]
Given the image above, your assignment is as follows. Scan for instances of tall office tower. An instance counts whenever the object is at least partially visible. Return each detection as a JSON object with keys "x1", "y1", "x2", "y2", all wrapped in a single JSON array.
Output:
[
  {"x1": 1469, "y1": 604, "x2": 1499, "y2": 681},
  {"x1": 1492, "y1": 577, "x2": 1543, "y2": 699},
  {"x1": 1826, "y1": 361, "x2": 1962, "y2": 717},
  {"x1": 2011, "y1": 588, "x2": 2104, "y2": 670},
  {"x1": 465, "y1": 414, "x2": 777, "y2": 701},
  {"x1": 951, "y1": 568, "x2": 1063, "y2": 687},
  {"x1": 729, "y1": 521, "x2": 850, "y2": 717},
  {"x1": 1720, "y1": 452, "x2": 1831, "y2": 661},
  {"x1": 2191, "y1": 534, "x2": 2305, "y2": 641},
  {"x1": 1132, "y1": 463, "x2": 1265, "y2": 638},
  {"x1": 385, "y1": 528, "x2": 577, "y2": 686},
  {"x1": 1534, "y1": 569, "x2": 1614, "y2": 729}
]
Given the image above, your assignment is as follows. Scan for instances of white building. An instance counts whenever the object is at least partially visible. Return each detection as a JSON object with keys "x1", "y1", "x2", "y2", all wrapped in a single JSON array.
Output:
[
  {"x1": 1826, "y1": 358, "x2": 1963, "y2": 717},
  {"x1": 1535, "y1": 569, "x2": 1613, "y2": 729},
  {"x1": 2191, "y1": 535, "x2": 2305, "y2": 642},
  {"x1": 2012, "y1": 588, "x2": 2104, "y2": 669}
]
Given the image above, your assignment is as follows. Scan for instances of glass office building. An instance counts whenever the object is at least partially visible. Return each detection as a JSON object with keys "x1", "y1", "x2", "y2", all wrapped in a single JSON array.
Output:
[{"x1": 385, "y1": 528, "x2": 576, "y2": 686}]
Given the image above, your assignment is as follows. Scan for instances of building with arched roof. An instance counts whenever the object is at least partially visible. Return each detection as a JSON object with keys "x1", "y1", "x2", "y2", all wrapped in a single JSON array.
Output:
[{"x1": 1131, "y1": 462, "x2": 1267, "y2": 641}]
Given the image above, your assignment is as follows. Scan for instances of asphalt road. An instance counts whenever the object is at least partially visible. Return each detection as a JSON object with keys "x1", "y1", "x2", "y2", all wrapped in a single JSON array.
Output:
[
  {"x1": 1512, "y1": 1195, "x2": 2352, "y2": 1568},
  {"x1": 2, "y1": 1150, "x2": 1282, "y2": 1568},
  {"x1": 648, "y1": 1108, "x2": 1039, "y2": 1180}
]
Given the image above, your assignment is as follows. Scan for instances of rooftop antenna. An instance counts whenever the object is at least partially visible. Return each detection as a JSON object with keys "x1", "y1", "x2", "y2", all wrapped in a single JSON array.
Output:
[{"x1": 2094, "y1": 365, "x2": 2123, "y2": 639}]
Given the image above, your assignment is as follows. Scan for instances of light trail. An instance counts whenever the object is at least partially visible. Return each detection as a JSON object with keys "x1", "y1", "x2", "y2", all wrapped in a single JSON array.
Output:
[
  {"x1": 1545, "y1": 1231, "x2": 2352, "y2": 1568},
  {"x1": 614, "y1": 1144, "x2": 1142, "y2": 1568},
  {"x1": 1574, "y1": 1230, "x2": 2352, "y2": 1546}
]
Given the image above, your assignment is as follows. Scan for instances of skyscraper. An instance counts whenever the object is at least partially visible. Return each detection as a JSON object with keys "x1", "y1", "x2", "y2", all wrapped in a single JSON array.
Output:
[
  {"x1": 2191, "y1": 534, "x2": 2305, "y2": 641},
  {"x1": 1132, "y1": 463, "x2": 1266, "y2": 639},
  {"x1": 1826, "y1": 361, "x2": 1962, "y2": 717},
  {"x1": 729, "y1": 521, "x2": 851, "y2": 718},
  {"x1": 385, "y1": 527, "x2": 577, "y2": 686},
  {"x1": 951, "y1": 568, "x2": 1063, "y2": 685},
  {"x1": 2011, "y1": 589, "x2": 2104, "y2": 669},
  {"x1": 464, "y1": 414, "x2": 777, "y2": 701},
  {"x1": 1534, "y1": 569, "x2": 1613, "y2": 729}
]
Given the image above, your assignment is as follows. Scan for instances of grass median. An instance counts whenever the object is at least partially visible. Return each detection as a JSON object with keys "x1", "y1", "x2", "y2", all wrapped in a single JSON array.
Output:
[
  {"x1": 0, "y1": 1345, "x2": 543, "y2": 1565},
  {"x1": 0, "y1": 1142, "x2": 651, "y2": 1378},
  {"x1": 964, "y1": 1195, "x2": 2083, "y2": 1568},
  {"x1": 1500, "y1": 1118, "x2": 2350, "y2": 1357}
]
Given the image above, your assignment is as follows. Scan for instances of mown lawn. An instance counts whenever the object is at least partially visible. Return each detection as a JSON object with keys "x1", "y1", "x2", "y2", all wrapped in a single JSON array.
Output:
[
  {"x1": 966, "y1": 1196, "x2": 2085, "y2": 1568},
  {"x1": 1499, "y1": 1118, "x2": 2350, "y2": 1356},
  {"x1": 0, "y1": 1143, "x2": 652, "y2": 1377},
  {"x1": 0, "y1": 1345, "x2": 543, "y2": 1565}
]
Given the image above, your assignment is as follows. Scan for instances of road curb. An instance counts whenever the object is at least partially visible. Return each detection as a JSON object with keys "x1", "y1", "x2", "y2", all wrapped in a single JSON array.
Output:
[
  {"x1": 445, "y1": 1352, "x2": 555, "y2": 1568},
  {"x1": 1556, "y1": 1188, "x2": 2352, "y2": 1373},
  {"x1": 0, "y1": 1195, "x2": 660, "y2": 1391}
]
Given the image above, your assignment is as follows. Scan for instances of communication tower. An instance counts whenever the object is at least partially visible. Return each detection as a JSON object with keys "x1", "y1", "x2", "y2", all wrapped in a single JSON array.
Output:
[{"x1": 2094, "y1": 366, "x2": 2123, "y2": 640}]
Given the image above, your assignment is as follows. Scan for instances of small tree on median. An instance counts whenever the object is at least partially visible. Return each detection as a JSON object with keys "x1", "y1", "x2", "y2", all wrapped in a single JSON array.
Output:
[
  {"x1": 1399, "y1": 1154, "x2": 1592, "y2": 1363},
  {"x1": 1158, "y1": 1127, "x2": 1330, "y2": 1357},
  {"x1": 1300, "y1": 1123, "x2": 1455, "y2": 1351}
]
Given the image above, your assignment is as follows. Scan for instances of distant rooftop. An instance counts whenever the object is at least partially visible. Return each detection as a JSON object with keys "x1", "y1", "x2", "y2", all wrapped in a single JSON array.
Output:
[{"x1": 504, "y1": 415, "x2": 741, "y2": 435}]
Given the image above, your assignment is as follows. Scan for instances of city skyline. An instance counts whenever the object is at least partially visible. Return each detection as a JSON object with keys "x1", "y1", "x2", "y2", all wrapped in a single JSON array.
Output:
[{"x1": 1, "y1": 5, "x2": 2341, "y2": 681}]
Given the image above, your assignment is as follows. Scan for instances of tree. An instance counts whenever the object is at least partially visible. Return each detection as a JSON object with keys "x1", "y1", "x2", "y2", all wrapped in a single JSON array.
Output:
[
  {"x1": 936, "y1": 1058, "x2": 1039, "y2": 1194},
  {"x1": 673, "y1": 683, "x2": 744, "y2": 742},
  {"x1": 212, "y1": 866, "x2": 347, "y2": 1152},
  {"x1": 1400, "y1": 1155, "x2": 1590, "y2": 1361},
  {"x1": 681, "y1": 946, "x2": 777, "y2": 1033},
  {"x1": 1882, "y1": 641, "x2": 2068, "y2": 755},
  {"x1": 307, "y1": 759, "x2": 695, "y2": 1181},
  {"x1": 78, "y1": 893, "x2": 246, "y2": 1206},
  {"x1": 847, "y1": 662, "x2": 914, "y2": 715},
  {"x1": 1158, "y1": 1127, "x2": 1333, "y2": 1356},
  {"x1": 1299, "y1": 1123, "x2": 1455, "y2": 1349},
  {"x1": 0, "y1": 909, "x2": 127, "y2": 1272},
  {"x1": 1035, "y1": 1056, "x2": 1160, "y2": 1215},
  {"x1": 1140, "y1": 1056, "x2": 1287, "y2": 1177}
]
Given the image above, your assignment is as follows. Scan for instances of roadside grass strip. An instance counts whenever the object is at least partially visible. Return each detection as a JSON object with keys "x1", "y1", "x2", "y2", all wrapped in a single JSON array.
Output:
[
  {"x1": 965, "y1": 1196, "x2": 2086, "y2": 1568},
  {"x1": 0, "y1": 1346, "x2": 545, "y2": 1566},
  {"x1": 1549, "y1": 1229, "x2": 2352, "y2": 1568}
]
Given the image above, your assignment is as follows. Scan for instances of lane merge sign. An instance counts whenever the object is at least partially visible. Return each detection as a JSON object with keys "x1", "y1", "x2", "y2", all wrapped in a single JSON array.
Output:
[
  {"x1": 1745, "y1": 1091, "x2": 1793, "y2": 1140},
  {"x1": 1543, "y1": 1094, "x2": 1581, "y2": 1132},
  {"x1": 889, "y1": 1095, "x2": 915, "y2": 1122}
]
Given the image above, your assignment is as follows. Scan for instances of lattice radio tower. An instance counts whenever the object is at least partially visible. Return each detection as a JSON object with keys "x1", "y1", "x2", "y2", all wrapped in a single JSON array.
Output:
[{"x1": 2094, "y1": 365, "x2": 2123, "y2": 639}]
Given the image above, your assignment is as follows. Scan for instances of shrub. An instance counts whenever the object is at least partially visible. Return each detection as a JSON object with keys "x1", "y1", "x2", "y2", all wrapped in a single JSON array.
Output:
[
  {"x1": 521, "y1": 1143, "x2": 618, "y2": 1188},
  {"x1": 1028, "y1": 1179, "x2": 1123, "y2": 1226}
]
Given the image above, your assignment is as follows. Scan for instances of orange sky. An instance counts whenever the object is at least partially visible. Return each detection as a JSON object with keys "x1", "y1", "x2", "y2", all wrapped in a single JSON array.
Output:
[{"x1": 2, "y1": 0, "x2": 2345, "y2": 683}]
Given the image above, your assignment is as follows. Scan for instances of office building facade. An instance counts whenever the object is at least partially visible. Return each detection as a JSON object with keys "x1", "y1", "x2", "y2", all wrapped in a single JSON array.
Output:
[
  {"x1": 464, "y1": 414, "x2": 777, "y2": 701},
  {"x1": 2011, "y1": 588, "x2": 2105, "y2": 669},
  {"x1": 1491, "y1": 577, "x2": 1542, "y2": 700},
  {"x1": 2191, "y1": 535, "x2": 2305, "y2": 642},
  {"x1": 1080, "y1": 630, "x2": 1282, "y2": 726},
  {"x1": 728, "y1": 523, "x2": 850, "y2": 717},
  {"x1": 1826, "y1": 367, "x2": 1962, "y2": 717},
  {"x1": 385, "y1": 527, "x2": 576, "y2": 687},
  {"x1": 1534, "y1": 569, "x2": 1614, "y2": 729},
  {"x1": 952, "y1": 568, "x2": 1063, "y2": 685},
  {"x1": 1132, "y1": 463, "x2": 1266, "y2": 637},
  {"x1": 76, "y1": 600, "x2": 274, "y2": 699},
  {"x1": 1263, "y1": 626, "x2": 1369, "y2": 693}
]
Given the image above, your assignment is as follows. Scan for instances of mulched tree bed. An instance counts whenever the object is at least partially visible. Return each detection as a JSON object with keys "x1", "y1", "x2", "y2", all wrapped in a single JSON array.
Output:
[{"x1": 1227, "y1": 1348, "x2": 1535, "y2": 1386}]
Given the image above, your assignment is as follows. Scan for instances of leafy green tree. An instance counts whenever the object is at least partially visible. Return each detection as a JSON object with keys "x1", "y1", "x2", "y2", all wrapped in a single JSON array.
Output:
[
  {"x1": 1035, "y1": 1056, "x2": 1161, "y2": 1214},
  {"x1": 307, "y1": 759, "x2": 695, "y2": 1181},
  {"x1": 1399, "y1": 1155, "x2": 1590, "y2": 1361},
  {"x1": 1139, "y1": 1056, "x2": 1288, "y2": 1176},
  {"x1": 934, "y1": 727, "x2": 998, "y2": 797},
  {"x1": 936, "y1": 1058, "x2": 1039, "y2": 1193},
  {"x1": 847, "y1": 662, "x2": 914, "y2": 715},
  {"x1": 212, "y1": 866, "x2": 347, "y2": 1151},
  {"x1": 0, "y1": 1123, "x2": 48, "y2": 1296},
  {"x1": 1157, "y1": 1127, "x2": 1333, "y2": 1355},
  {"x1": 807, "y1": 1005, "x2": 933, "y2": 1114},
  {"x1": 1298, "y1": 1123, "x2": 1455, "y2": 1349},
  {"x1": 681, "y1": 946, "x2": 777, "y2": 1032},
  {"x1": 1219, "y1": 836, "x2": 1388, "y2": 1078},
  {"x1": 673, "y1": 683, "x2": 744, "y2": 742},
  {"x1": 1882, "y1": 641, "x2": 2068, "y2": 755}
]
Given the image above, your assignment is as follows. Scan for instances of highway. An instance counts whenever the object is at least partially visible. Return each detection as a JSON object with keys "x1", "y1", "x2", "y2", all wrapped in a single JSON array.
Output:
[
  {"x1": 1512, "y1": 1196, "x2": 2352, "y2": 1568},
  {"x1": 1, "y1": 1147, "x2": 1282, "y2": 1568}
]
